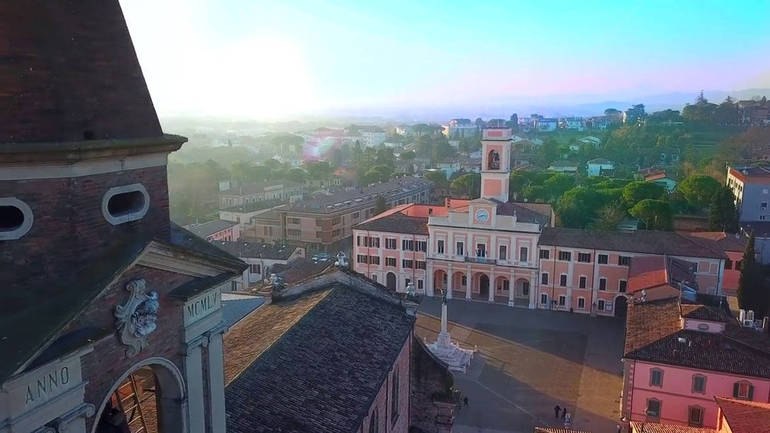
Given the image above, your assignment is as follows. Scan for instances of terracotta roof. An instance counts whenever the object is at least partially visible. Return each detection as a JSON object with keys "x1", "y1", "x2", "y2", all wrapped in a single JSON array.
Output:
[
  {"x1": 540, "y1": 228, "x2": 725, "y2": 259},
  {"x1": 624, "y1": 298, "x2": 770, "y2": 378},
  {"x1": 224, "y1": 285, "x2": 414, "y2": 433},
  {"x1": 287, "y1": 177, "x2": 432, "y2": 214},
  {"x1": 628, "y1": 422, "x2": 714, "y2": 433},
  {"x1": 715, "y1": 397, "x2": 770, "y2": 433},
  {"x1": 0, "y1": 0, "x2": 162, "y2": 144},
  {"x1": 271, "y1": 258, "x2": 333, "y2": 284}
]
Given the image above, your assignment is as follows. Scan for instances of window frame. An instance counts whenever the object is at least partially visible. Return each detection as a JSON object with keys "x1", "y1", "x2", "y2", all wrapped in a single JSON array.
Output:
[
  {"x1": 598, "y1": 254, "x2": 608, "y2": 264},
  {"x1": 646, "y1": 398, "x2": 661, "y2": 420},
  {"x1": 579, "y1": 275, "x2": 587, "y2": 289},
  {"x1": 559, "y1": 273, "x2": 568, "y2": 287},
  {"x1": 539, "y1": 249, "x2": 550, "y2": 259},
  {"x1": 688, "y1": 405, "x2": 704, "y2": 427},
  {"x1": 650, "y1": 368, "x2": 664, "y2": 387},
  {"x1": 692, "y1": 374, "x2": 706, "y2": 394},
  {"x1": 599, "y1": 277, "x2": 607, "y2": 291}
]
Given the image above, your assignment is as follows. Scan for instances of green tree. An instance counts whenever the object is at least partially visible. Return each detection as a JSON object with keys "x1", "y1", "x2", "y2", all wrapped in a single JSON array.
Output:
[
  {"x1": 677, "y1": 175, "x2": 722, "y2": 208},
  {"x1": 556, "y1": 186, "x2": 605, "y2": 228},
  {"x1": 542, "y1": 174, "x2": 576, "y2": 203},
  {"x1": 708, "y1": 186, "x2": 738, "y2": 232},
  {"x1": 450, "y1": 173, "x2": 481, "y2": 199},
  {"x1": 374, "y1": 195, "x2": 387, "y2": 214},
  {"x1": 629, "y1": 199, "x2": 673, "y2": 230},
  {"x1": 622, "y1": 181, "x2": 666, "y2": 208},
  {"x1": 400, "y1": 150, "x2": 416, "y2": 161},
  {"x1": 592, "y1": 203, "x2": 627, "y2": 230},
  {"x1": 424, "y1": 170, "x2": 449, "y2": 187},
  {"x1": 737, "y1": 235, "x2": 767, "y2": 316},
  {"x1": 286, "y1": 167, "x2": 308, "y2": 183}
]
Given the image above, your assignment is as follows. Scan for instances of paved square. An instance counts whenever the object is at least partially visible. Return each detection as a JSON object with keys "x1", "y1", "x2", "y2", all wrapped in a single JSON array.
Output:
[{"x1": 416, "y1": 298, "x2": 625, "y2": 433}]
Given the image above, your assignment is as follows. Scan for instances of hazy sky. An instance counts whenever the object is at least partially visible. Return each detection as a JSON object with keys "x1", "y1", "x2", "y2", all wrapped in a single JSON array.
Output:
[{"x1": 121, "y1": 0, "x2": 770, "y2": 119}]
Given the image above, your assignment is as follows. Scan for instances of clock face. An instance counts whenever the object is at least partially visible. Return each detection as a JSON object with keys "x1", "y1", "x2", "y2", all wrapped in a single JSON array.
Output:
[{"x1": 475, "y1": 208, "x2": 490, "y2": 223}]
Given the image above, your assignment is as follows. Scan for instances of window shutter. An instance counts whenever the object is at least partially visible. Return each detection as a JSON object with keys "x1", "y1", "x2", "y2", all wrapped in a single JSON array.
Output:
[
  {"x1": 733, "y1": 382, "x2": 740, "y2": 398},
  {"x1": 749, "y1": 385, "x2": 755, "y2": 400}
]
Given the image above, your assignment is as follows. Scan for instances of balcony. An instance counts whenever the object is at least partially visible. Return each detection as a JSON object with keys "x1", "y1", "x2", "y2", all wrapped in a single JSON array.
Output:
[{"x1": 465, "y1": 256, "x2": 496, "y2": 265}]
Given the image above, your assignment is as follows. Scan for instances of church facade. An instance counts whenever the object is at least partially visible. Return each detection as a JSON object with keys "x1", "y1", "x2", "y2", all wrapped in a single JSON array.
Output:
[{"x1": 0, "y1": 3, "x2": 246, "y2": 433}]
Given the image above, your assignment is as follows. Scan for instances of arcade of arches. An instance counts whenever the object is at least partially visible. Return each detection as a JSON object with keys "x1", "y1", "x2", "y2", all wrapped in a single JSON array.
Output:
[{"x1": 430, "y1": 267, "x2": 536, "y2": 308}]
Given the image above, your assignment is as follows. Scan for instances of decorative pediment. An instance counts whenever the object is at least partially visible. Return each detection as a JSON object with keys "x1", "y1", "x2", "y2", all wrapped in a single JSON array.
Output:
[{"x1": 114, "y1": 279, "x2": 159, "y2": 357}]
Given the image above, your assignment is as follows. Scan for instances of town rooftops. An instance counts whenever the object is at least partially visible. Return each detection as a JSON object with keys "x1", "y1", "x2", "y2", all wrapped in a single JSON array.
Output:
[
  {"x1": 287, "y1": 177, "x2": 432, "y2": 214},
  {"x1": 0, "y1": 1, "x2": 162, "y2": 144},
  {"x1": 224, "y1": 277, "x2": 414, "y2": 433},
  {"x1": 742, "y1": 221, "x2": 770, "y2": 237},
  {"x1": 220, "y1": 181, "x2": 304, "y2": 197},
  {"x1": 355, "y1": 211, "x2": 430, "y2": 235},
  {"x1": 184, "y1": 219, "x2": 238, "y2": 238},
  {"x1": 684, "y1": 231, "x2": 746, "y2": 253},
  {"x1": 213, "y1": 241, "x2": 299, "y2": 260},
  {"x1": 539, "y1": 227, "x2": 726, "y2": 259},
  {"x1": 492, "y1": 200, "x2": 553, "y2": 226},
  {"x1": 628, "y1": 256, "x2": 698, "y2": 302},
  {"x1": 714, "y1": 397, "x2": 770, "y2": 433},
  {"x1": 534, "y1": 428, "x2": 593, "y2": 433},
  {"x1": 624, "y1": 297, "x2": 770, "y2": 378}
]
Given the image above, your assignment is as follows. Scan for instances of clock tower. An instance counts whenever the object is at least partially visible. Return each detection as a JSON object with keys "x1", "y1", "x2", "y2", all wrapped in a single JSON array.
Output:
[{"x1": 480, "y1": 128, "x2": 512, "y2": 202}]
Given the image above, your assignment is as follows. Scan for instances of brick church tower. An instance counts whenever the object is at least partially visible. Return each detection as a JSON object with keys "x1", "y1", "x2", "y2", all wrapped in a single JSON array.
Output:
[
  {"x1": 479, "y1": 128, "x2": 512, "y2": 202},
  {"x1": 0, "y1": 2, "x2": 246, "y2": 433}
]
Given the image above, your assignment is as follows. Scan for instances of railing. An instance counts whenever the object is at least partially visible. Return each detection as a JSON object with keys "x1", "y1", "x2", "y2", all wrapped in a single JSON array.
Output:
[{"x1": 464, "y1": 256, "x2": 496, "y2": 265}]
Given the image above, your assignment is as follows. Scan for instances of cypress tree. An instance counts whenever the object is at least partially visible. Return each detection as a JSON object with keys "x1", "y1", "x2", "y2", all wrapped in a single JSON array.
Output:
[{"x1": 738, "y1": 234, "x2": 766, "y2": 316}]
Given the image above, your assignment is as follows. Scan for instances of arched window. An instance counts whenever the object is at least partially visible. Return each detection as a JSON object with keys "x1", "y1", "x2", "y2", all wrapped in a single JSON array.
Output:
[
  {"x1": 734, "y1": 380, "x2": 754, "y2": 400},
  {"x1": 488, "y1": 150, "x2": 500, "y2": 170},
  {"x1": 368, "y1": 408, "x2": 378, "y2": 433}
]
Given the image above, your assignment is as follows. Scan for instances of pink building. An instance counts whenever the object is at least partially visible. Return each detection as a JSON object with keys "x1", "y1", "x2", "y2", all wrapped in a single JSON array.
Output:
[
  {"x1": 628, "y1": 396, "x2": 770, "y2": 433},
  {"x1": 538, "y1": 228, "x2": 727, "y2": 317},
  {"x1": 354, "y1": 128, "x2": 554, "y2": 308},
  {"x1": 683, "y1": 232, "x2": 746, "y2": 296},
  {"x1": 622, "y1": 297, "x2": 770, "y2": 429}
]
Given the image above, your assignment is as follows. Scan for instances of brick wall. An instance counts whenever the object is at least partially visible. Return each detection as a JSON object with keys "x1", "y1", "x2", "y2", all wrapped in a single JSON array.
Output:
[
  {"x1": 409, "y1": 338, "x2": 456, "y2": 433},
  {"x1": 0, "y1": 165, "x2": 170, "y2": 290},
  {"x1": 359, "y1": 335, "x2": 412, "y2": 433},
  {"x1": 66, "y1": 265, "x2": 192, "y2": 432}
]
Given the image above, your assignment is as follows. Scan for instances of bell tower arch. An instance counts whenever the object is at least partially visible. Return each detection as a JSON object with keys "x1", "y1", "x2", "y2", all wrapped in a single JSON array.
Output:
[{"x1": 480, "y1": 128, "x2": 512, "y2": 201}]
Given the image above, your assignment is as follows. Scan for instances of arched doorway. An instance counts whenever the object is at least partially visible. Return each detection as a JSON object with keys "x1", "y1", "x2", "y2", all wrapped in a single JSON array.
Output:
[
  {"x1": 614, "y1": 296, "x2": 628, "y2": 318},
  {"x1": 451, "y1": 271, "x2": 466, "y2": 298},
  {"x1": 478, "y1": 274, "x2": 490, "y2": 299},
  {"x1": 515, "y1": 278, "x2": 530, "y2": 304},
  {"x1": 434, "y1": 269, "x2": 447, "y2": 294},
  {"x1": 386, "y1": 272, "x2": 397, "y2": 291},
  {"x1": 494, "y1": 276, "x2": 510, "y2": 302},
  {"x1": 94, "y1": 358, "x2": 184, "y2": 433}
]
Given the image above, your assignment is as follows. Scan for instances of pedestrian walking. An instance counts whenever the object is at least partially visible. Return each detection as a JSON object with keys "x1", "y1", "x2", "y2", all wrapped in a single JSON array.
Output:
[
  {"x1": 564, "y1": 411, "x2": 572, "y2": 427},
  {"x1": 561, "y1": 407, "x2": 566, "y2": 419},
  {"x1": 554, "y1": 405, "x2": 560, "y2": 418},
  {"x1": 463, "y1": 396, "x2": 468, "y2": 407}
]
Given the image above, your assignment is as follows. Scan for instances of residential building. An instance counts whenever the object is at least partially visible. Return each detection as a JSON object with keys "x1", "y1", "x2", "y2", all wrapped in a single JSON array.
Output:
[
  {"x1": 223, "y1": 268, "x2": 456, "y2": 433},
  {"x1": 642, "y1": 169, "x2": 678, "y2": 193},
  {"x1": 219, "y1": 200, "x2": 284, "y2": 228},
  {"x1": 0, "y1": 4, "x2": 247, "y2": 433},
  {"x1": 586, "y1": 158, "x2": 615, "y2": 177},
  {"x1": 212, "y1": 241, "x2": 305, "y2": 289},
  {"x1": 360, "y1": 126, "x2": 387, "y2": 147},
  {"x1": 250, "y1": 177, "x2": 433, "y2": 249},
  {"x1": 538, "y1": 228, "x2": 727, "y2": 316},
  {"x1": 447, "y1": 118, "x2": 479, "y2": 138},
  {"x1": 579, "y1": 136, "x2": 602, "y2": 147},
  {"x1": 726, "y1": 165, "x2": 770, "y2": 222},
  {"x1": 548, "y1": 160, "x2": 580, "y2": 174},
  {"x1": 737, "y1": 98, "x2": 770, "y2": 126},
  {"x1": 629, "y1": 396, "x2": 770, "y2": 433},
  {"x1": 537, "y1": 118, "x2": 559, "y2": 132},
  {"x1": 684, "y1": 232, "x2": 745, "y2": 296},
  {"x1": 218, "y1": 181, "x2": 305, "y2": 209},
  {"x1": 561, "y1": 117, "x2": 585, "y2": 131},
  {"x1": 622, "y1": 296, "x2": 770, "y2": 429},
  {"x1": 185, "y1": 219, "x2": 241, "y2": 241}
]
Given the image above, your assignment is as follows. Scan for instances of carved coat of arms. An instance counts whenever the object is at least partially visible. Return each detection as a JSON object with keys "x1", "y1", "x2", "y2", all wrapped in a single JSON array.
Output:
[{"x1": 114, "y1": 279, "x2": 160, "y2": 357}]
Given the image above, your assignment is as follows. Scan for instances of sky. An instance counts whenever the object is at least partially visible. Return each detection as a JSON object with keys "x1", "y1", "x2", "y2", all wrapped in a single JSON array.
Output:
[{"x1": 120, "y1": 0, "x2": 770, "y2": 120}]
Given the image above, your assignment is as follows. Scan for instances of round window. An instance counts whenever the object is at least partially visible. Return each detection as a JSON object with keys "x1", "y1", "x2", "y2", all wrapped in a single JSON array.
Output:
[
  {"x1": 0, "y1": 198, "x2": 34, "y2": 240},
  {"x1": 102, "y1": 184, "x2": 150, "y2": 225}
]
